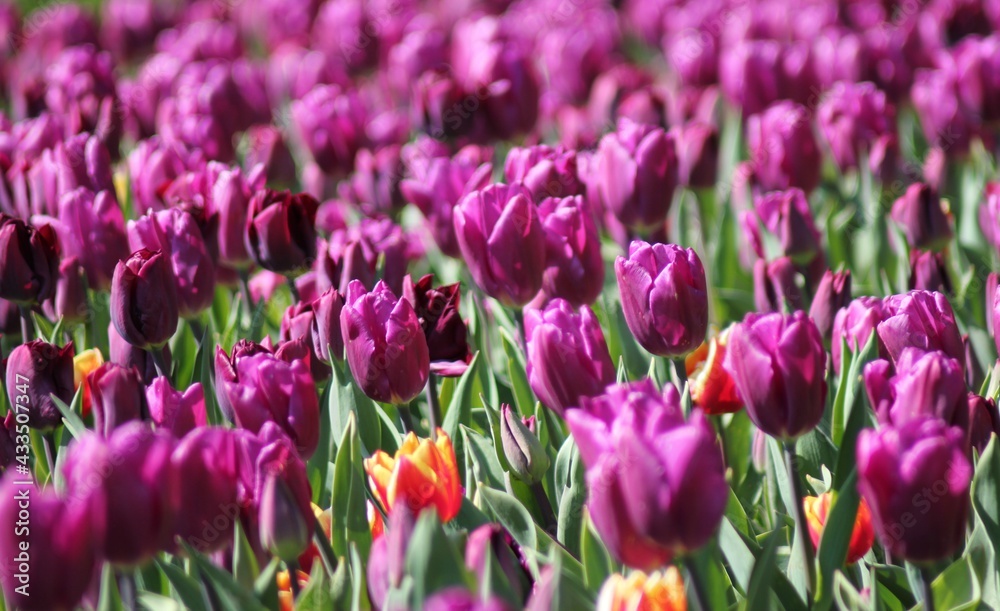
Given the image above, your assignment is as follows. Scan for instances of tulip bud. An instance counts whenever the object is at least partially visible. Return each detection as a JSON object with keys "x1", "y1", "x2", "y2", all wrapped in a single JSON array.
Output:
[
  {"x1": 147, "y1": 377, "x2": 207, "y2": 438},
  {"x1": 911, "y1": 65, "x2": 978, "y2": 157},
  {"x1": 809, "y1": 269, "x2": 852, "y2": 338},
  {"x1": 908, "y1": 250, "x2": 952, "y2": 294},
  {"x1": 685, "y1": 327, "x2": 743, "y2": 415},
  {"x1": 753, "y1": 257, "x2": 805, "y2": 314},
  {"x1": 87, "y1": 362, "x2": 146, "y2": 437},
  {"x1": 245, "y1": 189, "x2": 319, "y2": 276},
  {"x1": 832, "y1": 296, "x2": 889, "y2": 371},
  {"x1": 890, "y1": 183, "x2": 952, "y2": 251},
  {"x1": 803, "y1": 493, "x2": 874, "y2": 564},
  {"x1": 364, "y1": 429, "x2": 462, "y2": 523},
  {"x1": 4, "y1": 340, "x2": 74, "y2": 430},
  {"x1": 537, "y1": 195, "x2": 604, "y2": 307},
  {"x1": 245, "y1": 124, "x2": 297, "y2": 186},
  {"x1": 954, "y1": 393, "x2": 1000, "y2": 455},
  {"x1": 465, "y1": 524, "x2": 532, "y2": 604},
  {"x1": 594, "y1": 118, "x2": 678, "y2": 231},
  {"x1": 73, "y1": 347, "x2": 104, "y2": 418},
  {"x1": 311, "y1": 288, "x2": 345, "y2": 363},
  {"x1": 280, "y1": 301, "x2": 330, "y2": 382},
  {"x1": 596, "y1": 568, "x2": 686, "y2": 611},
  {"x1": 857, "y1": 418, "x2": 971, "y2": 563},
  {"x1": 878, "y1": 290, "x2": 964, "y2": 366},
  {"x1": 524, "y1": 299, "x2": 616, "y2": 415},
  {"x1": 260, "y1": 471, "x2": 311, "y2": 562},
  {"x1": 43, "y1": 256, "x2": 88, "y2": 325},
  {"x1": 725, "y1": 311, "x2": 827, "y2": 441},
  {"x1": 403, "y1": 275, "x2": 470, "y2": 377},
  {"x1": 751, "y1": 188, "x2": 823, "y2": 265},
  {"x1": 0, "y1": 215, "x2": 59, "y2": 305},
  {"x1": 615, "y1": 241, "x2": 708, "y2": 357},
  {"x1": 169, "y1": 427, "x2": 239, "y2": 552},
  {"x1": 367, "y1": 503, "x2": 416, "y2": 609},
  {"x1": 746, "y1": 101, "x2": 821, "y2": 193},
  {"x1": 454, "y1": 183, "x2": 547, "y2": 307},
  {"x1": 111, "y1": 249, "x2": 180, "y2": 349},
  {"x1": 674, "y1": 120, "x2": 718, "y2": 189},
  {"x1": 500, "y1": 405, "x2": 550, "y2": 484},
  {"x1": 289, "y1": 84, "x2": 365, "y2": 177}
]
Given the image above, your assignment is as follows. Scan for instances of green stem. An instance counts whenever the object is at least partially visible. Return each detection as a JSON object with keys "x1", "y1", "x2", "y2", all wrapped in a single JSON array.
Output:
[
  {"x1": 398, "y1": 404, "x2": 415, "y2": 434},
  {"x1": 425, "y1": 374, "x2": 441, "y2": 438},
  {"x1": 784, "y1": 440, "x2": 816, "y2": 596},
  {"x1": 286, "y1": 275, "x2": 301, "y2": 303},
  {"x1": 117, "y1": 570, "x2": 137, "y2": 611},
  {"x1": 682, "y1": 556, "x2": 711, "y2": 611},
  {"x1": 285, "y1": 559, "x2": 302, "y2": 601},
  {"x1": 18, "y1": 306, "x2": 33, "y2": 342},
  {"x1": 237, "y1": 268, "x2": 254, "y2": 319},
  {"x1": 920, "y1": 566, "x2": 936, "y2": 611},
  {"x1": 150, "y1": 345, "x2": 170, "y2": 381},
  {"x1": 530, "y1": 481, "x2": 557, "y2": 535}
]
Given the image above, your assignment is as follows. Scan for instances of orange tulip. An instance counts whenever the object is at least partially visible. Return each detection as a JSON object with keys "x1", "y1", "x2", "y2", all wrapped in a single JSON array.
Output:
[
  {"x1": 276, "y1": 569, "x2": 309, "y2": 611},
  {"x1": 364, "y1": 429, "x2": 462, "y2": 523},
  {"x1": 685, "y1": 326, "x2": 742, "y2": 415},
  {"x1": 368, "y1": 501, "x2": 385, "y2": 540},
  {"x1": 73, "y1": 348, "x2": 104, "y2": 418},
  {"x1": 597, "y1": 567, "x2": 687, "y2": 611},
  {"x1": 804, "y1": 492, "x2": 875, "y2": 564}
]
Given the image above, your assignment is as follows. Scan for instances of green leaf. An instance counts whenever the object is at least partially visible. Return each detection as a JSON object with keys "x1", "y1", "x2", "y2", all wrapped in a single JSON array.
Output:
[
  {"x1": 253, "y1": 558, "x2": 281, "y2": 610},
  {"x1": 97, "y1": 564, "x2": 124, "y2": 611},
  {"x1": 832, "y1": 571, "x2": 870, "y2": 610},
  {"x1": 972, "y1": 436, "x2": 1000, "y2": 552},
  {"x1": 297, "y1": 562, "x2": 334, "y2": 611},
  {"x1": 683, "y1": 543, "x2": 734, "y2": 611},
  {"x1": 51, "y1": 388, "x2": 86, "y2": 439},
  {"x1": 580, "y1": 517, "x2": 613, "y2": 591},
  {"x1": 156, "y1": 559, "x2": 210, "y2": 611},
  {"x1": 462, "y1": 426, "x2": 505, "y2": 489},
  {"x1": 555, "y1": 441, "x2": 585, "y2": 559},
  {"x1": 500, "y1": 330, "x2": 535, "y2": 417},
  {"x1": 137, "y1": 592, "x2": 184, "y2": 611},
  {"x1": 443, "y1": 351, "x2": 481, "y2": 440},
  {"x1": 911, "y1": 557, "x2": 982, "y2": 611},
  {"x1": 331, "y1": 412, "x2": 373, "y2": 561},
  {"x1": 404, "y1": 511, "x2": 470, "y2": 608},
  {"x1": 744, "y1": 528, "x2": 781, "y2": 609},
  {"x1": 232, "y1": 519, "x2": 260, "y2": 589},
  {"x1": 179, "y1": 541, "x2": 268, "y2": 611}
]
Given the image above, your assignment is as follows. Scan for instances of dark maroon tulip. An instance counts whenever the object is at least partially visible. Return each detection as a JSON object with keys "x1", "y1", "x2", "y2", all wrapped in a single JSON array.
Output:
[
  {"x1": 809, "y1": 269, "x2": 852, "y2": 339},
  {"x1": 0, "y1": 476, "x2": 100, "y2": 611},
  {"x1": 857, "y1": 418, "x2": 971, "y2": 563},
  {"x1": 954, "y1": 393, "x2": 1000, "y2": 455},
  {"x1": 170, "y1": 427, "x2": 240, "y2": 553},
  {"x1": 908, "y1": 250, "x2": 952, "y2": 294},
  {"x1": 87, "y1": 362, "x2": 146, "y2": 438},
  {"x1": 111, "y1": 249, "x2": 180, "y2": 349},
  {"x1": 878, "y1": 290, "x2": 964, "y2": 366},
  {"x1": 864, "y1": 348, "x2": 966, "y2": 426},
  {"x1": 259, "y1": 469, "x2": 310, "y2": 561},
  {"x1": 747, "y1": 101, "x2": 821, "y2": 193},
  {"x1": 147, "y1": 377, "x2": 207, "y2": 438},
  {"x1": 753, "y1": 257, "x2": 806, "y2": 314},
  {"x1": 504, "y1": 145, "x2": 583, "y2": 202},
  {"x1": 725, "y1": 311, "x2": 827, "y2": 441},
  {"x1": 0, "y1": 214, "x2": 59, "y2": 305},
  {"x1": 538, "y1": 195, "x2": 604, "y2": 307},
  {"x1": 108, "y1": 322, "x2": 171, "y2": 384},
  {"x1": 280, "y1": 301, "x2": 330, "y2": 381},
  {"x1": 403, "y1": 275, "x2": 470, "y2": 377},
  {"x1": 674, "y1": 120, "x2": 719, "y2": 189},
  {"x1": 4, "y1": 340, "x2": 74, "y2": 430},
  {"x1": 312, "y1": 288, "x2": 345, "y2": 363},
  {"x1": 62, "y1": 422, "x2": 177, "y2": 565},
  {"x1": 832, "y1": 296, "x2": 890, "y2": 371},
  {"x1": 890, "y1": 183, "x2": 952, "y2": 252},
  {"x1": 244, "y1": 189, "x2": 319, "y2": 276},
  {"x1": 0, "y1": 413, "x2": 17, "y2": 473}
]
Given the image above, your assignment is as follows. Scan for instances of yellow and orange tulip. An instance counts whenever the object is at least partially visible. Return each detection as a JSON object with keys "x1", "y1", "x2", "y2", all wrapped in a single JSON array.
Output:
[
  {"x1": 597, "y1": 567, "x2": 687, "y2": 611},
  {"x1": 804, "y1": 492, "x2": 875, "y2": 564},
  {"x1": 73, "y1": 348, "x2": 104, "y2": 418},
  {"x1": 364, "y1": 429, "x2": 462, "y2": 523}
]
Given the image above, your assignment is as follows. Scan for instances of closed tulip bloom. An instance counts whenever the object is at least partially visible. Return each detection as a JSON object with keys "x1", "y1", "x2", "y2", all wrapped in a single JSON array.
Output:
[
  {"x1": 746, "y1": 101, "x2": 821, "y2": 193},
  {"x1": 315, "y1": 235, "x2": 377, "y2": 296},
  {"x1": 809, "y1": 269, "x2": 852, "y2": 339},
  {"x1": 50, "y1": 188, "x2": 129, "y2": 290},
  {"x1": 674, "y1": 120, "x2": 719, "y2": 189},
  {"x1": 0, "y1": 477, "x2": 100, "y2": 611},
  {"x1": 245, "y1": 124, "x2": 297, "y2": 187},
  {"x1": 524, "y1": 299, "x2": 616, "y2": 415},
  {"x1": 341, "y1": 280, "x2": 430, "y2": 404},
  {"x1": 878, "y1": 290, "x2": 964, "y2": 366},
  {"x1": 725, "y1": 311, "x2": 827, "y2": 441},
  {"x1": 280, "y1": 301, "x2": 330, "y2": 381},
  {"x1": 908, "y1": 250, "x2": 952, "y2": 294},
  {"x1": 454, "y1": 183, "x2": 547, "y2": 307},
  {"x1": 465, "y1": 524, "x2": 532, "y2": 605},
  {"x1": 73, "y1": 347, "x2": 103, "y2": 418},
  {"x1": 214, "y1": 339, "x2": 271, "y2": 420},
  {"x1": 816, "y1": 81, "x2": 897, "y2": 173},
  {"x1": 752, "y1": 189, "x2": 823, "y2": 264},
  {"x1": 832, "y1": 296, "x2": 889, "y2": 371},
  {"x1": 616, "y1": 241, "x2": 709, "y2": 358},
  {"x1": 753, "y1": 257, "x2": 806, "y2": 314},
  {"x1": 504, "y1": 145, "x2": 583, "y2": 202},
  {"x1": 954, "y1": 393, "x2": 1000, "y2": 455},
  {"x1": 88, "y1": 362, "x2": 146, "y2": 437},
  {"x1": 857, "y1": 417, "x2": 971, "y2": 563},
  {"x1": 62, "y1": 422, "x2": 177, "y2": 565},
  {"x1": 685, "y1": 326, "x2": 743, "y2": 415},
  {"x1": 364, "y1": 429, "x2": 462, "y2": 523},
  {"x1": 245, "y1": 189, "x2": 320, "y2": 276},
  {"x1": 864, "y1": 348, "x2": 966, "y2": 427},
  {"x1": 170, "y1": 427, "x2": 239, "y2": 552},
  {"x1": 4, "y1": 340, "x2": 74, "y2": 431},
  {"x1": 595, "y1": 118, "x2": 678, "y2": 231},
  {"x1": 890, "y1": 183, "x2": 952, "y2": 251},
  {"x1": 128, "y1": 208, "x2": 216, "y2": 318},
  {"x1": 260, "y1": 470, "x2": 311, "y2": 561},
  {"x1": 0, "y1": 214, "x2": 59, "y2": 305},
  {"x1": 403, "y1": 275, "x2": 470, "y2": 377},
  {"x1": 538, "y1": 195, "x2": 605, "y2": 307},
  {"x1": 501, "y1": 405, "x2": 550, "y2": 484},
  {"x1": 981, "y1": 184, "x2": 1000, "y2": 254},
  {"x1": 147, "y1": 377, "x2": 207, "y2": 438},
  {"x1": 804, "y1": 493, "x2": 874, "y2": 564},
  {"x1": 566, "y1": 380, "x2": 727, "y2": 570},
  {"x1": 596, "y1": 568, "x2": 686, "y2": 611},
  {"x1": 311, "y1": 288, "x2": 345, "y2": 363},
  {"x1": 911, "y1": 65, "x2": 978, "y2": 157},
  {"x1": 111, "y1": 249, "x2": 179, "y2": 349},
  {"x1": 46, "y1": 256, "x2": 87, "y2": 325},
  {"x1": 290, "y1": 84, "x2": 365, "y2": 177}
]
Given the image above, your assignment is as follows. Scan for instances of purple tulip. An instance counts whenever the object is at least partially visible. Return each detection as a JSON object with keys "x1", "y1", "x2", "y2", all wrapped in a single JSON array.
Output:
[
  {"x1": 953, "y1": 35, "x2": 1000, "y2": 124},
  {"x1": 954, "y1": 393, "x2": 1000, "y2": 455},
  {"x1": 816, "y1": 81, "x2": 897, "y2": 173},
  {"x1": 127, "y1": 136, "x2": 200, "y2": 214},
  {"x1": 878, "y1": 290, "x2": 964, "y2": 366},
  {"x1": 44, "y1": 44, "x2": 121, "y2": 152},
  {"x1": 890, "y1": 183, "x2": 952, "y2": 251},
  {"x1": 169, "y1": 427, "x2": 240, "y2": 553},
  {"x1": 864, "y1": 348, "x2": 966, "y2": 426},
  {"x1": 315, "y1": 234, "x2": 378, "y2": 296},
  {"x1": 908, "y1": 250, "x2": 952, "y2": 294},
  {"x1": 108, "y1": 322, "x2": 171, "y2": 384},
  {"x1": 720, "y1": 39, "x2": 815, "y2": 117},
  {"x1": 465, "y1": 524, "x2": 531, "y2": 604},
  {"x1": 809, "y1": 269, "x2": 852, "y2": 339},
  {"x1": 245, "y1": 124, "x2": 297, "y2": 187},
  {"x1": 111, "y1": 249, "x2": 180, "y2": 349},
  {"x1": 753, "y1": 257, "x2": 805, "y2": 314},
  {"x1": 290, "y1": 84, "x2": 366, "y2": 177},
  {"x1": 857, "y1": 417, "x2": 971, "y2": 563},
  {"x1": 52, "y1": 133, "x2": 115, "y2": 198},
  {"x1": 524, "y1": 299, "x2": 616, "y2": 416},
  {"x1": 537, "y1": 195, "x2": 604, "y2": 307},
  {"x1": 746, "y1": 101, "x2": 821, "y2": 193},
  {"x1": 750, "y1": 188, "x2": 823, "y2": 264},
  {"x1": 0, "y1": 214, "x2": 59, "y2": 305},
  {"x1": 88, "y1": 362, "x2": 146, "y2": 438},
  {"x1": 4, "y1": 340, "x2": 74, "y2": 430},
  {"x1": 339, "y1": 145, "x2": 405, "y2": 216},
  {"x1": 62, "y1": 422, "x2": 177, "y2": 565},
  {"x1": 49, "y1": 188, "x2": 128, "y2": 290},
  {"x1": 280, "y1": 300, "x2": 330, "y2": 381},
  {"x1": 980, "y1": 183, "x2": 1000, "y2": 254},
  {"x1": 911, "y1": 63, "x2": 978, "y2": 157},
  {"x1": 147, "y1": 377, "x2": 207, "y2": 438},
  {"x1": 674, "y1": 120, "x2": 719, "y2": 189},
  {"x1": 367, "y1": 504, "x2": 416, "y2": 610},
  {"x1": 0, "y1": 476, "x2": 99, "y2": 611},
  {"x1": 45, "y1": 256, "x2": 88, "y2": 324},
  {"x1": 245, "y1": 189, "x2": 320, "y2": 276},
  {"x1": 832, "y1": 296, "x2": 889, "y2": 370},
  {"x1": 504, "y1": 145, "x2": 584, "y2": 202},
  {"x1": 403, "y1": 274, "x2": 471, "y2": 377},
  {"x1": 594, "y1": 118, "x2": 678, "y2": 231},
  {"x1": 312, "y1": 288, "x2": 345, "y2": 363},
  {"x1": 454, "y1": 183, "x2": 547, "y2": 307},
  {"x1": 615, "y1": 241, "x2": 708, "y2": 358},
  {"x1": 259, "y1": 469, "x2": 310, "y2": 561},
  {"x1": 424, "y1": 588, "x2": 515, "y2": 611},
  {"x1": 340, "y1": 280, "x2": 430, "y2": 405},
  {"x1": 99, "y1": 0, "x2": 171, "y2": 60},
  {"x1": 566, "y1": 380, "x2": 727, "y2": 570},
  {"x1": 725, "y1": 311, "x2": 827, "y2": 440},
  {"x1": 217, "y1": 343, "x2": 319, "y2": 459}
]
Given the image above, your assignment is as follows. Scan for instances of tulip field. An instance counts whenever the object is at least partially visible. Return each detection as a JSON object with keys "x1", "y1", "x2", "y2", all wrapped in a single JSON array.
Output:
[{"x1": 4, "y1": 0, "x2": 1000, "y2": 610}]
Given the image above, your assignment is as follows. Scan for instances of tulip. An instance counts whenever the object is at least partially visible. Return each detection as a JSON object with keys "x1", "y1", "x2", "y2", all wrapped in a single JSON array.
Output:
[
  {"x1": 537, "y1": 195, "x2": 605, "y2": 307},
  {"x1": 596, "y1": 568, "x2": 686, "y2": 611},
  {"x1": 87, "y1": 362, "x2": 146, "y2": 437},
  {"x1": 832, "y1": 296, "x2": 889, "y2": 370},
  {"x1": 751, "y1": 189, "x2": 823, "y2": 264},
  {"x1": 746, "y1": 101, "x2": 821, "y2": 193},
  {"x1": 289, "y1": 84, "x2": 365, "y2": 177},
  {"x1": 954, "y1": 393, "x2": 1000, "y2": 455},
  {"x1": 753, "y1": 257, "x2": 806, "y2": 314},
  {"x1": 809, "y1": 269, "x2": 852, "y2": 339},
  {"x1": 62, "y1": 422, "x2": 177, "y2": 565},
  {"x1": 857, "y1": 417, "x2": 971, "y2": 563},
  {"x1": 674, "y1": 120, "x2": 718, "y2": 189},
  {"x1": 908, "y1": 250, "x2": 952, "y2": 294},
  {"x1": 890, "y1": 183, "x2": 952, "y2": 252},
  {"x1": 402, "y1": 275, "x2": 470, "y2": 377},
  {"x1": 108, "y1": 322, "x2": 171, "y2": 384},
  {"x1": 311, "y1": 288, "x2": 345, "y2": 363},
  {"x1": 504, "y1": 145, "x2": 583, "y2": 202},
  {"x1": 126, "y1": 137, "x2": 198, "y2": 214},
  {"x1": 339, "y1": 145, "x2": 406, "y2": 216},
  {"x1": 0, "y1": 214, "x2": 59, "y2": 305},
  {"x1": 816, "y1": 81, "x2": 897, "y2": 173},
  {"x1": 260, "y1": 471, "x2": 311, "y2": 562},
  {"x1": 245, "y1": 124, "x2": 297, "y2": 187},
  {"x1": 725, "y1": 311, "x2": 827, "y2": 441},
  {"x1": 615, "y1": 241, "x2": 709, "y2": 358},
  {"x1": 4, "y1": 340, "x2": 74, "y2": 430},
  {"x1": 44, "y1": 45, "x2": 121, "y2": 151},
  {"x1": 685, "y1": 326, "x2": 743, "y2": 415},
  {"x1": 111, "y1": 249, "x2": 180, "y2": 349},
  {"x1": 594, "y1": 118, "x2": 678, "y2": 231},
  {"x1": 0, "y1": 477, "x2": 100, "y2": 611},
  {"x1": 367, "y1": 503, "x2": 416, "y2": 609},
  {"x1": 454, "y1": 183, "x2": 547, "y2": 307},
  {"x1": 720, "y1": 39, "x2": 809, "y2": 117},
  {"x1": 364, "y1": 429, "x2": 462, "y2": 523},
  {"x1": 280, "y1": 301, "x2": 330, "y2": 381},
  {"x1": 982, "y1": 184, "x2": 1000, "y2": 255},
  {"x1": 340, "y1": 280, "x2": 430, "y2": 404},
  {"x1": 803, "y1": 493, "x2": 874, "y2": 564},
  {"x1": 49, "y1": 188, "x2": 129, "y2": 290},
  {"x1": 911, "y1": 65, "x2": 978, "y2": 157},
  {"x1": 465, "y1": 524, "x2": 532, "y2": 605},
  {"x1": 245, "y1": 189, "x2": 320, "y2": 276},
  {"x1": 425, "y1": 588, "x2": 514, "y2": 611},
  {"x1": 147, "y1": 377, "x2": 207, "y2": 438},
  {"x1": 878, "y1": 290, "x2": 964, "y2": 366},
  {"x1": 566, "y1": 380, "x2": 727, "y2": 569},
  {"x1": 170, "y1": 427, "x2": 239, "y2": 552},
  {"x1": 524, "y1": 299, "x2": 616, "y2": 415},
  {"x1": 46, "y1": 256, "x2": 87, "y2": 325},
  {"x1": 864, "y1": 348, "x2": 966, "y2": 427},
  {"x1": 500, "y1": 405, "x2": 550, "y2": 485},
  {"x1": 217, "y1": 343, "x2": 319, "y2": 458},
  {"x1": 315, "y1": 235, "x2": 377, "y2": 296},
  {"x1": 73, "y1": 347, "x2": 104, "y2": 418}
]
